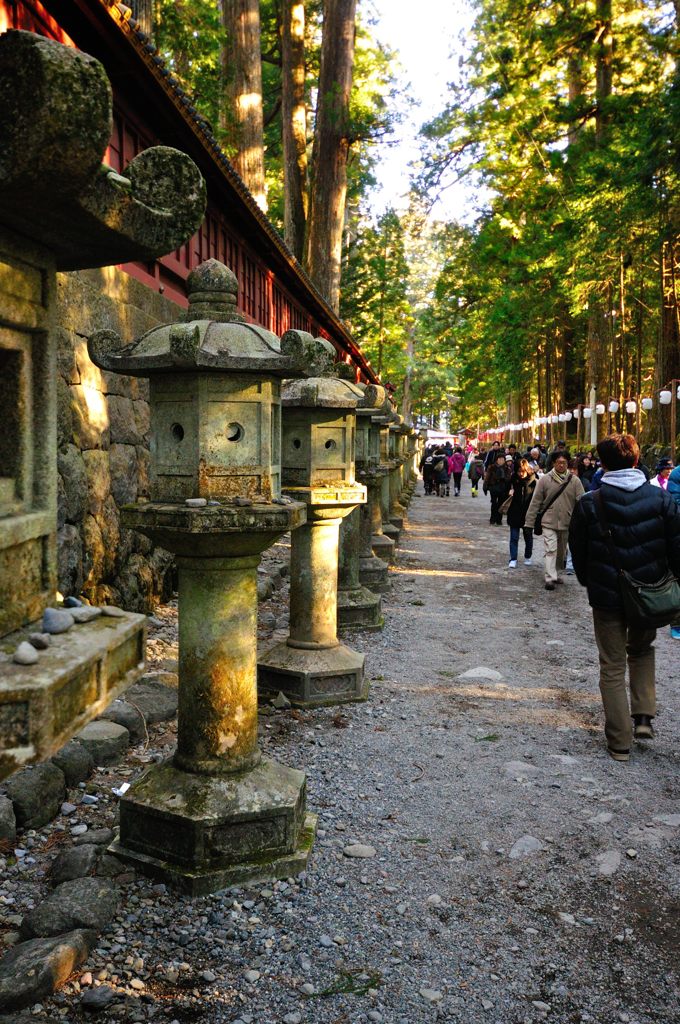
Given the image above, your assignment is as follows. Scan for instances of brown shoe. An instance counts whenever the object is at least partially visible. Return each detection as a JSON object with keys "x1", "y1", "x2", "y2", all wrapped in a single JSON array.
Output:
[
  {"x1": 633, "y1": 715, "x2": 655, "y2": 740},
  {"x1": 545, "y1": 582, "x2": 555, "y2": 591},
  {"x1": 607, "y1": 747, "x2": 630, "y2": 763}
]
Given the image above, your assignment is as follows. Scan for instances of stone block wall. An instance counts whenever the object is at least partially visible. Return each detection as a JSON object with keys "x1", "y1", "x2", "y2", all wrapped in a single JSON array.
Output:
[{"x1": 56, "y1": 268, "x2": 181, "y2": 612}]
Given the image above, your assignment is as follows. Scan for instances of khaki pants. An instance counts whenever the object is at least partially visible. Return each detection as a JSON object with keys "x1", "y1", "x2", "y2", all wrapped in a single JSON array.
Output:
[
  {"x1": 542, "y1": 527, "x2": 568, "y2": 583},
  {"x1": 592, "y1": 608, "x2": 656, "y2": 751}
]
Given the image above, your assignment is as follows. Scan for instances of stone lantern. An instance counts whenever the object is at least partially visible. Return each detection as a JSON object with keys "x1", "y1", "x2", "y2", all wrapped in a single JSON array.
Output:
[
  {"x1": 87, "y1": 260, "x2": 318, "y2": 893},
  {"x1": 257, "y1": 377, "x2": 367, "y2": 706},
  {"x1": 337, "y1": 380, "x2": 387, "y2": 629},
  {"x1": 377, "y1": 414, "x2": 400, "y2": 547},
  {"x1": 388, "y1": 417, "x2": 408, "y2": 531},
  {"x1": 369, "y1": 412, "x2": 396, "y2": 567}
]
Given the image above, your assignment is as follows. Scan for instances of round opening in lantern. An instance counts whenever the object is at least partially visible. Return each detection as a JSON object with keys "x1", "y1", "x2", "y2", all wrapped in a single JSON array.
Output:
[
  {"x1": 226, "y1": 422, "x2": 244, "y2": 442},
  {"x1": 325, "y1": 439, "x2": 337, "y2": 450},
  {"x1": 171, "y1": 422, "x2": 184, "y2": 443},
  {"x1": 292, "y1": 438, "x2": 302, "y2": 449}
]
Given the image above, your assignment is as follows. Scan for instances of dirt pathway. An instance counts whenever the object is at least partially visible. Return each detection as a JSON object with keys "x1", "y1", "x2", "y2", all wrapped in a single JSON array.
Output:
[{"x1": 21, "y1": 478, "x2": 680, "y2": 1024}]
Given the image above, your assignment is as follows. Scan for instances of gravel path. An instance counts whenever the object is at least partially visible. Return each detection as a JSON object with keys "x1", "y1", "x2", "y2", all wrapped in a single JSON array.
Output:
[{"x1": 6, "y1": 481, "x2": 680, "y2": 1024}]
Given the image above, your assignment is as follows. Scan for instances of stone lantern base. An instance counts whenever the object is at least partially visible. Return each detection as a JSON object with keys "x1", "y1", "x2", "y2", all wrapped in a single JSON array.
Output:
[
  {"x1": 371, "y1": 533, "x2": 395, "y2": 565},
  {"x1": 337, "y1": 584, "x2": 383, "y2": 632},
  {"x1": 110, "y1": 757, "x2": 316, "y2": 896},
  {"x1": 258, "y1": 643, "x2": 367, "y2": 707},
  {"x1": 359, "y1": 552, "x2": 390, "y2": 593}
]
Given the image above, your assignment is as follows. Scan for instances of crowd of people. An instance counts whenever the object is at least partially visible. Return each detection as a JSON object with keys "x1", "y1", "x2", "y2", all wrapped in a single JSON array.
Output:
[{"x1": 418, "y1": 433, "x2": 680, "y2": 763}]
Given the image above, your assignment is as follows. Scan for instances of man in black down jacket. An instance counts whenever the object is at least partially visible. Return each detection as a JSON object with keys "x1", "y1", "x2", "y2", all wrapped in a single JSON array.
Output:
[{"x1": 569, "y1": 433, "x2": 680, "y2": 762}]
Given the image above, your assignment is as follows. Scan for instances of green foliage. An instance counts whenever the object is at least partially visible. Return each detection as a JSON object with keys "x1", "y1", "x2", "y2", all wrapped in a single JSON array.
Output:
[{"x1": 415, "y1": 0, "x2": 680, "y2": 431}]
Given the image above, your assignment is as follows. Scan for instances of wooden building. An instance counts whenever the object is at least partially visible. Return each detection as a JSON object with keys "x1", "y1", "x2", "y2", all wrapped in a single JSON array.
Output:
[{"x1": 0, "y1": 0, "x2": 377, "y2": 382}]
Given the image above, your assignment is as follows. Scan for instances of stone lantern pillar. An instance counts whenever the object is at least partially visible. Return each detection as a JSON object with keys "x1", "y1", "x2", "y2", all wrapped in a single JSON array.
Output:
[
  {"x1": 258, "y1": 378, "x2": 367, "y2": 706},
  {"x1": 374, "y1": 414, "x2": 400, "y2": 553},
  {"x1": 388, "y1": 418, "x2": 407, "y2": 532},
  {"x1": 87, "y1": 260, "x2": 318, "y2": 894},
  {"x1": 337, "y1": 380, "x2": 387, "y2": 629}
]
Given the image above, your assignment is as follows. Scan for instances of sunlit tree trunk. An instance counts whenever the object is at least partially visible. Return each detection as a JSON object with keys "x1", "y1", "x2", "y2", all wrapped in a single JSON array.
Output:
[
  {"x1": 304, "y1": 0, "x2": 357, "y2": 312},
  {"x1": 281, "y1": 0, "x2": 308, "y2": 261},
  {"x1": 222, "y1": 0, "x2": 267, "y2": 211}
]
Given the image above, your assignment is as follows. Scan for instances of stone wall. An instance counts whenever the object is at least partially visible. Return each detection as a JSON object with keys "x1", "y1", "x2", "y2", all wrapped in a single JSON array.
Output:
[{"x1": 56, "y1": 268, "x2": 181, "y2": 611}]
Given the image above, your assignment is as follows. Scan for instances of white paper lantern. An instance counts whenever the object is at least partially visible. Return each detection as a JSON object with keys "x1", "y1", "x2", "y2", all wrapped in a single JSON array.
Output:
[
  {"x1": 583, "y1": 407, "x2": 592, "y2": 419},
  {"x1": 676, "y1": 385, "x2": 680, "y2": 400},
  {"x1": 550, "y1": 414, "x2": 558, "y2": 424},
  {"x1": 565, "y1": 412, "x2": 572, "y2": 421},
  {"x1": 608, "y1": 400, "x2": 619, "y2": 413},
  {"x1": 558, "y1": 413, "x2": 566, "y2": 422},
  {"x1": 660, "y1": 389, "x2": 672, "y2": 405},
  {"x1": 522, "y1": 421, "x2": 529, "y2": 429},
  {"x1": 625, "y1": 400, "x2": 636, "y2": 414},
  {"x1": 595, "y1": 403, "x2": 606, "y2": 415},
  {"x1": 641, "y1": 397, "x2": 653, "y2": 411},
  {"x1": 573, "y1": 408, "x2": 580, "y2": 418}
]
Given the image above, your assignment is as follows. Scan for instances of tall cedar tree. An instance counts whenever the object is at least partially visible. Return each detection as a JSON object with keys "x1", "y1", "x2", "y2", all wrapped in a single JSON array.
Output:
[
  {"x1": 222, "y1": 0, "x2": 267, "y2": 210},
  {"x1": 305, "y1": 0, "x2": 357, "y2": 311},
  {"x1": 281, "y1": 0, "x2": 308, "y2": 260}
]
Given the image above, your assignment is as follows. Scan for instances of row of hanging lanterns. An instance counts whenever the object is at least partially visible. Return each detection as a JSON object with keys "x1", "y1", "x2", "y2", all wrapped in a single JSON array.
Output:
[{"x1": 482, "y1": 385, "x2": 680, "y2": 435}]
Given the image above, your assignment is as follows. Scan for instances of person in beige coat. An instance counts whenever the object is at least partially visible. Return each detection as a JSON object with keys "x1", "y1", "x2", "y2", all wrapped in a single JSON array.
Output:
[{"x1": 524, "y1": 453, "x2": 585, "y2": 590}]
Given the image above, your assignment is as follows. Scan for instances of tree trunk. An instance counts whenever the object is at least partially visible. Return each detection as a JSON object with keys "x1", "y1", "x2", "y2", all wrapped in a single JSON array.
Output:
[
  {"x1": 222, "y1": 0, "x2": 267, "y2": 211},
  {"x1": 304, "y1": 0, "x2": 357, "y2": 312},
  {"x1": 281, "y1": 0, "x2": 308, "y2": 261}
]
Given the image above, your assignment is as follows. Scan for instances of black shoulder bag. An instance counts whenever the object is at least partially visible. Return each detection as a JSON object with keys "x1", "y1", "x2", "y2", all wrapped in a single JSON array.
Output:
[
  {"x1": 594, "y1": 489, "x2": 680, "y2": 628},
  {"x1": 533, "y1": 477, "x2": 571, "y2": 536}
]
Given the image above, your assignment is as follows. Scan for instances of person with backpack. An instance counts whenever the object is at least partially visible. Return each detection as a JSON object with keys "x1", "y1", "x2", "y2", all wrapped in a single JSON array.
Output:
[
  {"x1": 569, "y1": 434, "x2": 680, "y2": 761},
  {"x1": 432, "y1": 448, "x2": 450, "y2": 497},
  {"x1": 483, "y1": 453, "x2": 511, "y2": 524},
  {"x1": 468, "y1": 452, "x2": 485, "y2": 497},
  {"x1": 420, "y1": 447, "x2": 435, "y2": 495},
  {"x1": 506, "y1": 458, "x2": 537, "y2": 567}
]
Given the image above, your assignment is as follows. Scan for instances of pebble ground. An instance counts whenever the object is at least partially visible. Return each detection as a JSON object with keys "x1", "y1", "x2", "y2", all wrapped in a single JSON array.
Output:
[{"x1": 3, "y1": 480, "x2": 680, "y2": 1024}]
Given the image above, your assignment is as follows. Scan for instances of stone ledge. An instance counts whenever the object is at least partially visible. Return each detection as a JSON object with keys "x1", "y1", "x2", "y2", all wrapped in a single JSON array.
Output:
[{"x1": 0, "y1": 613, "x2": 146, "y2": 780}]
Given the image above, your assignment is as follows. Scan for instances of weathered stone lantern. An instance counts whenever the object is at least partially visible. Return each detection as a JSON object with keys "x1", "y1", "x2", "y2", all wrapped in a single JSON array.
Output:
[
  {"x1": 389, "y1": 417, "x2": 408, "y2": 531},
  {"x1": 368, "y1": 412, "x2": 396, "y2": 567},
  {"x1": 258, "y1": 378, "x2": 367, "y2": 706},
  {"x1": 87, "y1": 260, "x2": 317, "y2": 893},
  {"x1": 337, "y1": 380, "x2": 387, "y2": 629},
  {"x1": 377, "y1": 414, "x2": 400, "y2": 547}
]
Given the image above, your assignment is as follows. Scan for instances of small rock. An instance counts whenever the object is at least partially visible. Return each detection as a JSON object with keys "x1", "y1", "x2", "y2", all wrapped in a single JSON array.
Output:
[
  {"x1": 343, "y1": 844, "x2": 376, "y2": 859},
  {"x1": 185, "y1": 498, "x2": 207, "y2": 507},
  {"x1": 61, "y1": 802, "x2": 77, "y2": 815},
  {"x1": 28, "y1": 633, "x2": 51, "y2": 649},
  {"x1": 626, "y1": 848, "x2": 638, "y2": 859},
  {"x1": 0, "y1": 930, "x2": 94, "y2": 1011},
  {"x1": 70, "y1": 606, "x2": 103, "y2": 624},
  {"x1": 201, "y1": 970, "x2": 217, "y2": 983},
  {"x1": 458, "y1": 666, "x2": 502, "y2": 682},
  {"x1": 558, "y1": 912, "x2": 576, "y2": 925},
  {"x1": 244, "y1": 970, "x2": 260, "y2": 984},
  {"x1": 76, "y1": 721, "x2": 130, "y2": 766},
  {"x1": 51, "y1": 742, "x2": 93, "y2": 787},
  {"x1": 81, "y1": 984, "x2": 116, "y2": 1011},
  {"x1": 320, "y1": 934, "x2": 334, "y2": 947},
  {"x1": 3, "y1": 763, "x2": 66, "y2": 829},
  {"x1": 42, "y1": 608, "x2": 75, "y2": 634},
  {"x1": 63, "y1": 596, "x2": 84, "y2": 608},
  {"x1": 653, "y1": 813, "x2": 680, "y2": 827},
  {"x1": 13, "y1": 642, "x2": 39, "y2": 665},
  {"x1": 130, "y1": 978, "x2": 145, "y2": 990},
  {"x1": 283, "y1": 1014, "x2": 302, "y2": 1024},
  {"x1": 0, "y1": 795, "x2": 17, "y2": 843},
  {"x1": 261, "y1": 612, "x2": 277, "y2": 630},
  {"x1": 481, "y1": 999, "x2": 494, "y2": 1010},
  {"x1": 20, "y1": 878, "x2": 119, "y2": 939},
  {"x1": 419, "y1": 988, "x2": 442, "y2": 1004},
  {"x1": 271, "y1": 691, "x2": 292, "y2": 710},
  {"x1": 51, "y1": 845, "x2": 101, "y2": 886},
  {"x1": 100, "y1": 606, "x2": 125, "y2": 618},
  {"x1": 98, "y1": 701, "x2": 146, "y2": 744},
  {"x1": 234, "y1": 497, "x2": 253, "y2": 507},
  {"x1": 299, "y1": 982, "x2": 315, "y2": 995},
  {"x1": 75, "y1": 828, "x2": 114, "y2": 847},
  {"x1": 596, "y1": 850, "x2": 621, "y2": 876},
  {"x1": 426, "y1": 894, "x2": 442, "y2": 906},
  {"x1": 532, "y1": 1001, "x2": 551, "y2": 1012},
  {"x1": 509, "y1": 835, "x2": 543, "y2": 859}
]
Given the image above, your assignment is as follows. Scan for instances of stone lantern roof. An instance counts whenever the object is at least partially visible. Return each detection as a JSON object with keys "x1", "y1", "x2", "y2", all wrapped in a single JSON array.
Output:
[
  {"x1": 282, "y1": 377, "x2": 361, "y2": 409},
  {"x1": 88, "y1": 260, "x2": 317, "y2": 379}
]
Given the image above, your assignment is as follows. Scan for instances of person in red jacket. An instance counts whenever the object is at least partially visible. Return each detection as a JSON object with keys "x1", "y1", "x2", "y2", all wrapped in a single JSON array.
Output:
[{"x1": 449, "y1": 447, "x2": 467, "y2": 496}]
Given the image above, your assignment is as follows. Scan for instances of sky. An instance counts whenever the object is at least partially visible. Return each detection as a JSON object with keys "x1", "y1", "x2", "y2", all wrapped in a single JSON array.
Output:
[{"x1": 366, "y1": 0, "x2": 477, "y2": 220}]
